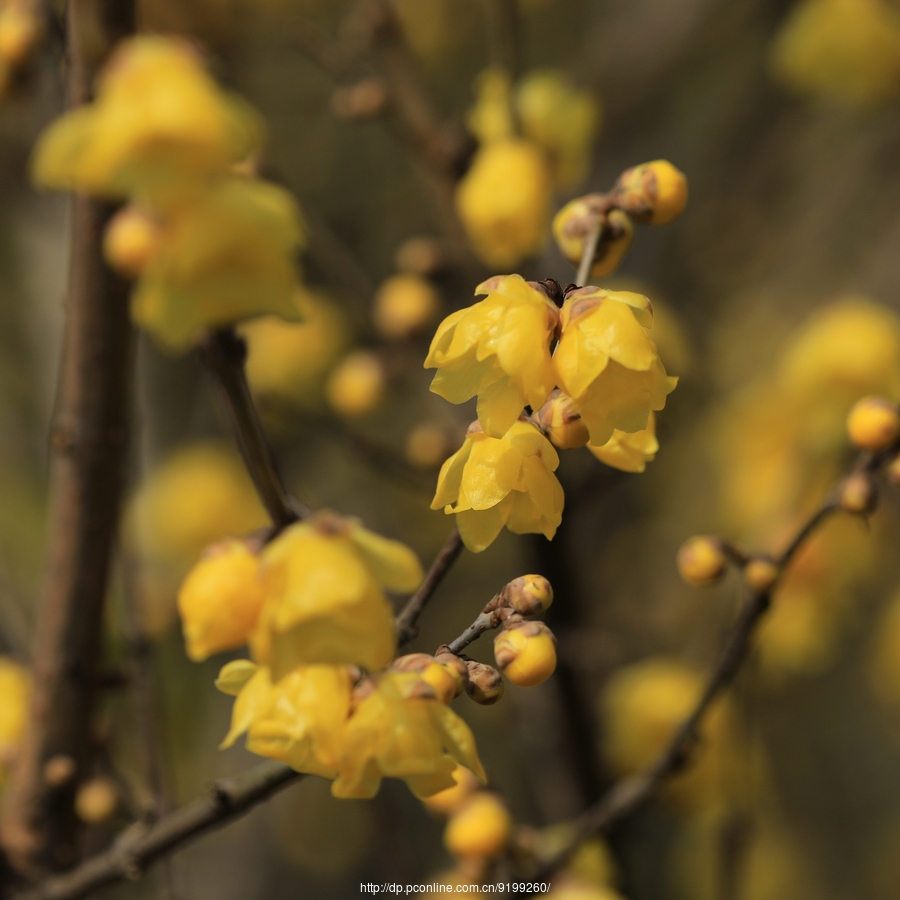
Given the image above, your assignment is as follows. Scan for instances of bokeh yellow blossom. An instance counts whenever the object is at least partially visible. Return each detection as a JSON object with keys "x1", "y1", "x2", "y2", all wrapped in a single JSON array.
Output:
[
  {"x1": 769, "y1": 0, "x2": 900, "y2": 106},
  {"x1": 425, "y1": 274, "x2": 558, "y2": 437},
  {"x1": 588, "y1": 412, "x2": 659, "y2": 472},
  {"x1": 331, "y1": 671, "x2": 486, "y2": 799},
  {"x1": 242, "y1": 291, "x2": 350, "y2": 407},
  {"x1": 32, "y1": 35, "x2": 262, "y2": 202},
  {"x1": 373, "y1": 274, "x2": 440, "y2": 341},
  {"x1": 555, "y1": 287, "x2": 676, "y2": 446},
  {"x1": 251, "y1": 512, "x2": 422, "y2": 674},
  {"x1": 130, "y1": 177, "x2": 305, "y2": 351},
  {"x1": 432, "y1": 419, "x2": 564, "y2": 552},
  {"x1": 456, "y1": 139, "x2": 552, "y2": 268}
]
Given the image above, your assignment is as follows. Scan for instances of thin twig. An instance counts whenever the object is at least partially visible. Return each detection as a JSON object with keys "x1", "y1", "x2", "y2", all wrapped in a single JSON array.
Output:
[
  {"x1": 13, "y1": 762, "x2": 300, "y2": 900},
  {"x1": 534, "y1": 455, "x2": 883, "y2": 880},
  {"x1": 396, "y1": 528, "x2": 464, "y2": 644},
  {"x1": 198, "y1": 328, "x2": 305, "y2": 532},
  {"x1": 575, "y1": 217, "x2": 602, "y2": 288},
  {"x1": 0, "y1": 0, "x2": 136, "y2": 875}
]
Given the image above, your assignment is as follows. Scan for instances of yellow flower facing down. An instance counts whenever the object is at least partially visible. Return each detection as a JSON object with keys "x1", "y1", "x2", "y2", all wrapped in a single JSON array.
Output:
[
  {"x1": 331, "y1": 671, "x2": 486, "y2": 800},
  {"x1": 130, "y1": 177, "x2": 305, "y2": 351},
  {"x1": 177, "y1": 539, "x2": 266, "y2": 662},
  {"x1": 251, "y1": 512, "x2": 423, "y2": 674},
  {"x1": 32, "y1": 35, "x2": 262, "y2": 202},
  {"x1": 432, "y1": 418, "x2": 564, "y2": 552},
  {"x1": 588, "y1": 412, "x2": 659, "y2": 473},
  {"x1": 218, "y1": 661, "x2": 353, "y2": 779},
  {"x1": 0, "y1": 657, "x2": 30, "y2": 781},
  {"x1": 425, "y1": 274, "x2": 559, "y2": 437},
  {"x1": 555, "y1": 287, "x2": 676, "y2": 447},
  {"x1": 456, "y1": 139, "x2": 552, "y2": 268}
]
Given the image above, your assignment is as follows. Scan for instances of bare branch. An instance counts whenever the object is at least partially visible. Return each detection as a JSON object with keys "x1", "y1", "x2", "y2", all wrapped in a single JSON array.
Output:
[
  {"x1": 198, "y1": 328, "x2": 306, "y2": 532},
  {"x1": 0, "y1": 0, "x2": 135, "y2": 874},
  {"x1": 396, "y1": 528, "x2": 464, "y2": 644},
  {"x1": 14, "y1": 762, "x2": 300, "y2": 900}
]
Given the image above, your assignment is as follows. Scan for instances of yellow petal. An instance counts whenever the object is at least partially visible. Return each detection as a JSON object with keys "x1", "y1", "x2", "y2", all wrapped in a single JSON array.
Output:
[
  {"x1": 455, "y1": 495, "x2": 514, "y2": 552},
  {"x1": 460, "y1": 437, "x2": 522, "y2": 509},
  {"x1": 476, "y1": 376, "x2": 526, "y2": 437},
  {"x1": 214, "y1": 659, "x2": 258, "y2": 696},
  {"x1": 347, "y1": 525, "x2": 424, "y2": 593},
  {"x1": 220, "y1": 666, "x2": 272, "y2": 749},
  {"x1": 433, "y1": 705, "x2": 488, "y2": 783},
  {"x1": 431, "y1": 438, "x2": 474, "y2": 510}
]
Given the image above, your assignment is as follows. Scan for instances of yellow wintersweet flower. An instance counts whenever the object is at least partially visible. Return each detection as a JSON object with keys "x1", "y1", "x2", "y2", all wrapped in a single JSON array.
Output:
[
  {"x1": 456, "y1": 139, "x2": 552, "y2": 268},
  {"x1": 32, "y1": 35, "x2": 261, "y2": 202},
  {"x1": 769, "y1": 0, "x2": 900, "y2": 107},
  {"x1": 177, "y1": 539, "x2": 266, "y2": 662},
  {"x1": 554, "y1": 287, "x2": 676, "y2": 447},
  {"x1": 425, "y1": 274, "x2": 559, "y2": 437},
  {"x1": 251, "y1": 512, "x2": 423, "y2": 674},
  {"x1": 0, "y1": 657, "x2": 29, "y2": 783},
  {"x1": 588, "y1": 412, "x2": 659, "y2": 473},
  {"x1": 218, "y1": 661, "x2": 353, "y2": 778},
  {"x1": 516, "y1": 69, "x2": 601, "y2": 189},
  {"x1": 431, "y1": 419, "x2": 564, "y2": 553},
  {"x1": 331, "y1": 671, "x2": 486, "y2": 799},
  {"x1": 130, "y1": 177, "x2": 305, "y2": 352}
]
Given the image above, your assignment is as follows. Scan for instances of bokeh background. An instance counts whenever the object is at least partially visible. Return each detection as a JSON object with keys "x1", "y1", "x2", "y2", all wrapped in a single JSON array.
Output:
[{"x1": 4, "y1": 0, "x2": 900, "y2": 897}]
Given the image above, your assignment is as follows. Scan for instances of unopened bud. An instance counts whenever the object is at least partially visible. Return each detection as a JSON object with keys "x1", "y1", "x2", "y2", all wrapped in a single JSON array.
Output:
[
  {"x1": 838, "y1": 472, "x2": 877, "y2": 515},
  {"x1": 552, "y1": 199, "x2": 634, "y2": 281},
  {"x1": 847, "y1": 397, "x2": 900, "y2": 452},
  {"x1": 502, "y1": 574, "x2": 553, "y2": 616},
  {"x1": 326, "y1": 351, "x2": 385, "y2": 417},
  {"x1": 743, "y1": 556, "x2": 779, "y2": 593},
  {"x1": 465, "y1": 661, "x2": 505, "y2": 705},
  {"x1": 392, "y1": 653, "x2": 460, "y2": 703},
  {"x1": 373, "y1": 274, "x2": 440, "y2": 340},
  {"x1": 0, "y1": 4, "x2": 41, "y2": 66},
  {"x1": 43, "y1": 755, "x2": 77, "y2": 788},
  {"x1": 74, "y1": 777, "x2": 119, "y2": 825},
  {"x1": 535, "y1": 390, "x2": 589, "y2": 450},
  {"x1": 444, "y1": 793, "x2": 511, "y2": 859},
  {"x1": 435, "y1": 649, "x2": 469, "y2": 700},
  {"x1": 493, "y1": 621, "x2": 557, "y2": 687},
  {"x1": 103, "y1": 207, "x2": 161, "y2": 277},
  {"x1": 331, "y1": 77, "x2": 388, "y2": 119},
  {"x1": 677, "y1": 536, "x2": 728, "y2": 587},
  {"x1": 613, "y1": 160, "x2": 688, "y2": 225}
]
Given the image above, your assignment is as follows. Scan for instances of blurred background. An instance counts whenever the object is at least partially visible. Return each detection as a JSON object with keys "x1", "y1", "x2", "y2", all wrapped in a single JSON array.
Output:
[{"x1": 4, "y1": 0, "x2": 900, "y2": 897}]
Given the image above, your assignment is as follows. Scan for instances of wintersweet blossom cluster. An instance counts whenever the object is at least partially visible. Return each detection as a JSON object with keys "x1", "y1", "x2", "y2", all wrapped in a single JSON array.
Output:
[
  {"x1": 426, "y1": 275, "x2": 677, "y2": 551},
  {"x1": 177, "y1": 510, "x2": 490, "y2": 799},
  {"x1": 31, "y1": 36, "x2": 305, "y2": 351}
]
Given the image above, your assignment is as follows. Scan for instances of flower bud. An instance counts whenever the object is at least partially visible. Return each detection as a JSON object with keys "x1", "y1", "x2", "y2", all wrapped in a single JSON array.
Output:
[
  {"x1": 847, "y1": 396, "x2": 900, "y2": 451},
  {"x1": 331, "y1": 77, "x2": 387, "y2": 120},
  {"x1": 405, "y1": 422, "x2": 451, "y2": 469},
  {"x1": 326, "y1": 351, "x2": 385, "y2": 417},
  {"x1": 612, "y1": 160, "x2": 688, "y2": 225},
  {"x1": 391, "y1": 653, "x2": 460, "y2": 703},
  {"x1": 102, "y1": 207, "x2": 161, "y2": 277},
  {"x1": 502, "y1": 574, "x2": 553, "y2": 616},
  {"x1": 0, "y1": 4, "x2": 41, "y2": 66},
  {"x1": 493, "y1": 621, "x2": 557, "y2": 687},
  {"x1": 886, "y1": 454, "x2": 900, "y2": 488},
  {"x1": 373, "y1": 274, "x2": 440, "y2": 340},
  {"x1": 536, "y1": 390, "x2": 589, "y2": 450},
  {"x1": 423, "y1": 764, "x2": 481, "y2": 816},
  {"x1": 43, "y1": 755, "x2": 77, "y2": 788},
  {"x1": 435, "y1": 649, "x2": 469, "y2": 700},
  {"x1": 552, "y1": 199, "x2": 634, "y2": 280},
  {"x1": 75, "y1": 777, "x2": 119, "y2": 825},
  {"x1": 444, "y1": 793, "x2": 512, "y2": 859},
  {"x1": 743, "y1": 556, "x2": 779, "y2": 593},
  {"x1": 838, "y1": 472, "x2": 877, "y2": 515},
  {"x1": 676, "y1": 536, "x2": 728, "y2": 586},
  {"x1": 465, "y1": 661, "x2": 505, "y2": 705},
  {"x1": 177, "y1": 539, "x2": 266, "y2": 662}
]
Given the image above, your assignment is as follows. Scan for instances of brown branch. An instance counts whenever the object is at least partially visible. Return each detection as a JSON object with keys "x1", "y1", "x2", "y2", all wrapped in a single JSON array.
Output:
[
  {"x1": 198, "y1": 328, "x2": 306, "y2": 532},
  {"x1": 534, "y1": 457, "x2": 883, "y2": 880},
  {"x1": 0, "y1": 0, "x2": 136, "y2": 876},
  {"x1": 14, "y1": 762, "x2": 300, "y2": 900},
  {"x1": 575, "y1": 216, "x2": 602, "y2": 288},
  {"x1": 396, "y1": 527, "x2": 464, "y2": 644}
]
